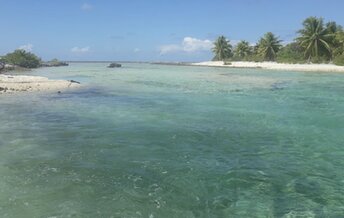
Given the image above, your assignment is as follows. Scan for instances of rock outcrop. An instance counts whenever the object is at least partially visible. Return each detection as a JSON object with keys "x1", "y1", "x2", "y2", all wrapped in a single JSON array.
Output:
[{"x1": 108, "y1": 63, "x2": 122, "y2": 68}]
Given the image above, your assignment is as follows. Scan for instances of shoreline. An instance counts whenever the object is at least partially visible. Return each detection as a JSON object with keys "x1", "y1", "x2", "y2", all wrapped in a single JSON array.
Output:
[
  {"x1": 191, "y1": 61, "x2": 344, "y2": 73},
  {"x1": 0, "y1": 74, "x2": 81, "y2": 94}
]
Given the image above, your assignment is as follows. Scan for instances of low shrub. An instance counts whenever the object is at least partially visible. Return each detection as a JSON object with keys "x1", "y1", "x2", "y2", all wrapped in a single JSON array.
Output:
[
  {"x1": 334, "y1": 54, "x2": 344, "y2": 66},
  {"x1": 3, "y1": 49, "x2": 41, "y2": 68}
]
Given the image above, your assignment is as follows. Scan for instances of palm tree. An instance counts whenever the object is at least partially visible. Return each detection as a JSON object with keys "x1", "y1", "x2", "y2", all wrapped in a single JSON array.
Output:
[
  {"x1": 212, "y1": 36, "x2": 232, "y2": 61},
  {"x1": 326, "y1": 21, "x2": 343, "y2": 35},
  {"x1": 234, "y1": 40, "x2": 252, "y2": 59},
  {"x1": 297, "y1": 17, "x2": 335, "y2": 60},
  {"x1": 257, "y1": 32, "x2": 282, "y2": 61}
]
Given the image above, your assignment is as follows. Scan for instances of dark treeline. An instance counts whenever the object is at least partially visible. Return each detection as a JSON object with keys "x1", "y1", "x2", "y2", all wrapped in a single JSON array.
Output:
[{"x1": 212, "y1": 17, "x2": 344, "y2": 66}]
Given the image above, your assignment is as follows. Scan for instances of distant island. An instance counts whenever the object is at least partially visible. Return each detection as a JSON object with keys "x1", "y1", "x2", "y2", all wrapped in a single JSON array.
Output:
[
  {"x1": 0, "y1": 50, "x2": 68, "y2": 72},
  {"x1": 41, "y1": 58, "x2": 69, "y2": 67}
]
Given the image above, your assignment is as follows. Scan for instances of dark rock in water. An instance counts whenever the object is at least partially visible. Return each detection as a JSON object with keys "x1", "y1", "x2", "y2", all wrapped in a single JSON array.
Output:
[{"x1": 108, "y1": 63, "x2": 122, "y2": 68}]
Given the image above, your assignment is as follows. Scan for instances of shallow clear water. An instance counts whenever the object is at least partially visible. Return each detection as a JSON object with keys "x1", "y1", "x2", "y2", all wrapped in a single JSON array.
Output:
[{"x1": 0, "y1": 63, "x2": 344, "y2": 217}]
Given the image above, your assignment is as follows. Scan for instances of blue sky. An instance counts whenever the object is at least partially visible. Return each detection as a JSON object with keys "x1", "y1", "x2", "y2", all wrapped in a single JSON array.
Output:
[{"x1": 1, "y1": 0, "x2": 344, "y2": 61}]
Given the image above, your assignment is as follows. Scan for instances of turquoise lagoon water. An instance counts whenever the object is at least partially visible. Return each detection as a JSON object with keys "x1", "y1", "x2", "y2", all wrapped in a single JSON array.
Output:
[{"x1": 0, "y1": 63, "x2": 343, "y2": 217}]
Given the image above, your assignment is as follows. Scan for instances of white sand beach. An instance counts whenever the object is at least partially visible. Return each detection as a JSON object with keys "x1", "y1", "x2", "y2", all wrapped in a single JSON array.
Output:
[
  {"x1": 192, "y1": 61, "x2": 344, "y2": 73},
  {"x1": 0, "y1": 74, "x2": 80, "y2": 94}
]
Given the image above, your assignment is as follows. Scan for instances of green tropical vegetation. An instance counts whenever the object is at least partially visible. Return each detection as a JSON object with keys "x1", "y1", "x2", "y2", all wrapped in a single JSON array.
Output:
[
  {"x1": 234, "y1": 40, "x2": 252, "y2": 60},
  {"x1": 256, "y1": 32, "x2": 282, "y2": 61},
  {"x1": 212, "y1": 36, "x2": 232, "y2": 61},
  {"x1": 333, "y1": 54, "x2": 344, "y2": 66},
  {"x1": 276, "y1": 42, "x2": 304, "y2": 64},
  {"x1": 0, "y1": 61, "x2": 5, "y2": 71},
  {"x1": 296, "y1": 17, "x2": 335, "y2": 61},
  {"x1": 2, "y1": 49, "x2": 41, "y2": 68},
  {"x1": 334, "y1": 31, "x2": 344, "y2": 55},
  {"x1": 213, "y1": 16, "x2": 344, "y2": 66},
  {"x1": 0, "y1": 50, "x2": 69, "y2": 72},
  {"x1": 42, "y1": 58, "x2": 69, "y2": 67}
]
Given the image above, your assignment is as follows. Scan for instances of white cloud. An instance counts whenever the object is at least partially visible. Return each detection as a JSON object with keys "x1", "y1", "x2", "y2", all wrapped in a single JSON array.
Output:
[
  {"x1": 18, "y1": 44, "x2": 33, "y2": 52},
  {"x1": 159, "y1": 44, "x2": 181, "y2": 54},
  {"x1": 134, "y1": 48, "x2": 141, "y2": 53},
  {"x1": 81, "y1": 3, "x2": 93, "y2": 11},
  {"x1": 159, "y1": 37, "x2": 213, "y2": 55},
  {"x1": 182, "y1": 37, "x2": 213, "y2": 52},
  {"x1": 71, "y1": 46, "x2": 90, "y2": 53}
]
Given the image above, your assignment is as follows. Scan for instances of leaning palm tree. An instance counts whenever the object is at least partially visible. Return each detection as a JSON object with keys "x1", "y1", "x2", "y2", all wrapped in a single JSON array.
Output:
[
  {"x1": 212, "y1": 36, "x2": 232, "y2": 61},
  {"x1": 234, "y1": 40, "x2": 252, "y2": 59},
  {"x1": 257, "y1": 32, "x2": 282, "y2": 61},
  {"x1": 297, "y1": 17, "x2": 334, "y2": 61}
]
